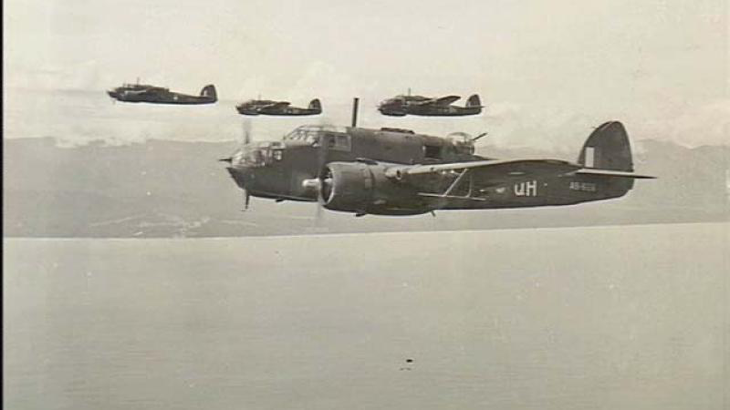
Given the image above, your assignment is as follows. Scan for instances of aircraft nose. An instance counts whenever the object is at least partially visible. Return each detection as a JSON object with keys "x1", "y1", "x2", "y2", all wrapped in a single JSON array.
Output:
[{"x1": 226, "y1": 163, "x2": 254, "y2": 191}]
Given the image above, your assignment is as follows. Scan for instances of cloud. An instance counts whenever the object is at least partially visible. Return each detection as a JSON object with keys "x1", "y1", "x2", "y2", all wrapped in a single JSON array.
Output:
[
  {"x1": 6, "y1": 60, "x2": 108, "y2": 91},
  {"x1": 634, "y1": 99, "x2": 730, "y2": 147}
]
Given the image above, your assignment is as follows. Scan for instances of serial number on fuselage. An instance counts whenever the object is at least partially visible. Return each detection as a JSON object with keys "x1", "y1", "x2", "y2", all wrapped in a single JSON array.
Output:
[{"x1": 569, "y1": 181, "x2": 597, "y2": 192}]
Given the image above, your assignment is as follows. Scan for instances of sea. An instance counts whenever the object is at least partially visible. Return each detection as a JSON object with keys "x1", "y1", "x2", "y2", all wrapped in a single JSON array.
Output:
[{"x1": 4, "y1": 223, "x2": 728, "y2": 410}]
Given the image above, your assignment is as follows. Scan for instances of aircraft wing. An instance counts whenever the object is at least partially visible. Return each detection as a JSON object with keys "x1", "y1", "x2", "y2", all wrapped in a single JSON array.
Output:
[
  {"x1": 432, "y1": 95, "x2": 461, "y2": 106},
  {"x1": 126, "y1": 89, "x2": 152, "y2": 95},
  {"x1": 410, "y1": 95, "x2": 461, "y2": 106},
  {"x1": 265, "y1": 101, "x2": 291, "y2": 109},
  {"x1": 381, "y1": 159, "x2": 579, "y2": 202},
  {"x1": 386, "y1": 159, "x2": 655, "y2": 200},
  {"x1": 388, "y1": 159, "x2": 580, "y2": 182}
]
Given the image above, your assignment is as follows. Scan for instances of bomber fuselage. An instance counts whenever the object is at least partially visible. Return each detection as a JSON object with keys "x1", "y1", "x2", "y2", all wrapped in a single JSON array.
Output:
[
  {"x1": 107, "y1": 84, "x2": 217, "y2": 105},
  {"x1": 378, "y1": 104, "x2": 482, "y2": 117},
  {"x1": 224, "y1": 125, "x2": 636, "y2": 216}
]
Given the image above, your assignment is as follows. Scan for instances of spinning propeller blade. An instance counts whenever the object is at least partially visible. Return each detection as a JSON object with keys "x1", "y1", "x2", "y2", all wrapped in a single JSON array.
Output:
[
  {"x1": 313, "y1": 135, "x2": 330, "y2": 223},
  {"x1": 242, "y1": 119, "x2": 252, "y2": 145},
  {"x1": 243, "y1": 188, "x2": 250, "y2": 211}
]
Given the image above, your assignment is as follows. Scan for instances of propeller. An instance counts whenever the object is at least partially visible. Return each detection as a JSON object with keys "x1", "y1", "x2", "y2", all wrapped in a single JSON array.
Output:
[
  {"x1": 242, "y1": 119, "x2": 252, "y2": 145},
  {"x1": 241, "y1": 119, "x2": 253, "y2": 211},
  {"x1": 313, "y1": 134, "x2": 329, "y2": 224},
  {"x1": 243, "y1": 188, "x2": 251, "y2": 211}
]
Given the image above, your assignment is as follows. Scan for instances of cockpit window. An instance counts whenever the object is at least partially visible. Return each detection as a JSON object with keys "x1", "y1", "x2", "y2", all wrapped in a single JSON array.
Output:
[
  {"x1": 283, "y1": 125, "x2": 346, "y2": 142},
  {"x1": 424, "y1": 144, "x2": 442, "y2": 160},
  {"x1": 335, "y1": 134, "x2": 351, "y2": 151},
  {"x1": 236, "y1": 142, "x2": 278, "y2": 167},
  {"x1": 283, "y1": 128, "x2": 321, "y2": 145},
  {"x1": 283, "y1": 126, "x2": 350, "y2": 151}
]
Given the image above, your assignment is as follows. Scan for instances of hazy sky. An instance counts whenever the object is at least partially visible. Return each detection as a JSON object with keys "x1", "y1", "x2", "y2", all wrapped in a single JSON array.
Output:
[{"x1": 4, "y1": 0, "x2": 729, "y2": 146}]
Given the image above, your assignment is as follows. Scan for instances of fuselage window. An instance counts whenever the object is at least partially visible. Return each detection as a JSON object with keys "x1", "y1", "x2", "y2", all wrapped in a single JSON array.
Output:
[
  {"x1": 335, "y1": 134, "x2": 351, "y2": 151},
  {"x1": 324, "y1": 134, "x2": 336, "y2": 148},
  {"x1": 424, "y1": 144, "x2": 442, "y2": 160}
]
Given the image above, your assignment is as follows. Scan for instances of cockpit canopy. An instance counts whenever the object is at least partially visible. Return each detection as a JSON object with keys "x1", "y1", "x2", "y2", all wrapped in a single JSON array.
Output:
[
  {"x1": 283, "y1": 125, "x2": 346, "y2": 145},
  {"x1": 233, "y1": 141, "x2": 286, "y2": 167}
]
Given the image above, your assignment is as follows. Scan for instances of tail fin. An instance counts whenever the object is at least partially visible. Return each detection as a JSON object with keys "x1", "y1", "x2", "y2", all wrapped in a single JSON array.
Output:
[
  {"x1": 201, "y1": 85, "x2": 217, "y2": 101},
  {"x1": 577, "y1": 121, "x2": 640, "y2": 195},
  {"x1": 577, "y1": 121, "x2": 633, "y2": 171},
  {"x1": 466, "y1": 94, "x2": 481, "y2": 107},
  {"x1": 309, "y1": 98, "x2": 322, "y2": 112}
]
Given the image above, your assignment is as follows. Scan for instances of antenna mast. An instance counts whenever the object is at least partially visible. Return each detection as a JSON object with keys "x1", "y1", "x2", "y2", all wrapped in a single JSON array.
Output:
[{"x1": 351, "y1": 97, "x2": 359, "y2": 127}]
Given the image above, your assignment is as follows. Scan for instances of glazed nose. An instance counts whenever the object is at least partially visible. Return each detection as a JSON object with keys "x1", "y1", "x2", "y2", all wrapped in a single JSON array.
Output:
[{"x1": 226, "y1": 163, "x2": 254, "y2": 190}]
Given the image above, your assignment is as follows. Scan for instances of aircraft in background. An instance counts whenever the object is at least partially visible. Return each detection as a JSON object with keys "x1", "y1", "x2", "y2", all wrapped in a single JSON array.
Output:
[
  {"x1": 221, "y1": 100, "x2": 654, "y2": 216},
  {"x1": 236, "y1": 98, "x2": 322, "y2": 116},
  {"x1": 107, "y1": 81, "x2": 217, "y2": 105},
  {"x1": 378, "y1": 92, "x2": 482, "y2": 116}
]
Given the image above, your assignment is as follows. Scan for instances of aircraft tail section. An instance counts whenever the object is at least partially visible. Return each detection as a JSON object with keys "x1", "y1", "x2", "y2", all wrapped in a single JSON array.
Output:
[
  {"x1": 309, "y1": 98, "x2": 322, "y2": 112},
  {"x1": 577, "y1": 121, "x2": 633, "y2": 171},
  {"x1": 201, "y1": 84, "x2": 217, "y2": 101},
  {"x1": 466, "y1": 94, "x2": 481, "y2": 108},
  {"x1": 576, "y1": 121, "x2": 653, "y2": 195}
]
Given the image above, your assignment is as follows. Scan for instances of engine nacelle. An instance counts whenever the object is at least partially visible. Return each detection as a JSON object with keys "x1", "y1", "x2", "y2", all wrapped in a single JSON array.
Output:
[{"x1": 320, "y1": 162, "x2": 420, "y2": 214}]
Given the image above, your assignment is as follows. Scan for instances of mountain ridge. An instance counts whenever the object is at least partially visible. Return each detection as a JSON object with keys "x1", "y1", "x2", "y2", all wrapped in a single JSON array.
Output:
[{"x1": 4, "y1": 138, "x2": 728, "y2": 237}]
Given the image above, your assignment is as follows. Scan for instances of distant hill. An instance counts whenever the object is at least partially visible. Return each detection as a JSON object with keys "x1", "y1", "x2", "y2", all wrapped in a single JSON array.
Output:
[{"x1": 3, "y1": 137, "x2": 728, "y2": 237}]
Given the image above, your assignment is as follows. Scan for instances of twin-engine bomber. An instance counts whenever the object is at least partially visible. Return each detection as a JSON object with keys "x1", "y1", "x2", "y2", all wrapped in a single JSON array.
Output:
[
  {"x1": 107, "y1": 83, "x2": 217, "y2": 105},
  {"x1": 378, "y1": 93, "x2": 483, "y2": 117},
  {"x1": 236, "y1": 99, "x2": 322, "y2": 116},
  {"x1": 221, "y1": 121, "x2": 655, "y2": 216}
]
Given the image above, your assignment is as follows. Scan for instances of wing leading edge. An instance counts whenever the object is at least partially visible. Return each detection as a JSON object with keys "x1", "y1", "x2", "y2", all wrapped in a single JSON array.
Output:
[
  {"x1": 385, "y1": 158, "x2": 655, "y2": 189},
  {"x1": 413, "y1": 95, "x2": 461, "y2": 107}
]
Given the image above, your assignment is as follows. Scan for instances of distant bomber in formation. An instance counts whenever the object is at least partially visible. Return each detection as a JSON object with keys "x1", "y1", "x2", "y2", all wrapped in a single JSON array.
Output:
[
  {"x1": 221, "y1": 98, "x2": 655, "y2": 216},
  {"x1": 107, "y1": 82, "x2": 217, "y2": 105},
  {"x1": 236, "y1": 98, "x2": 322, "y2": 116},
  {"x1": 378, "y1": 93, "x2": 482, "y2": 117}
]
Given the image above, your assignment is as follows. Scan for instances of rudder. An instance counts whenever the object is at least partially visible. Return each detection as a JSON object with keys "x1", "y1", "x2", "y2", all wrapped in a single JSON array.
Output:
[
  {"x1": 577, "y1": 121, "x2": 633, "y2": 171},
  {"x1": 577, "y1": 121, "x2": 635, "y2": 195},
  {"x1": 201, "y1": 84, "x2": 217, "y2": 101},
  {"x1": 309, "y1": 98, "x2": 322, "y2": 112},
  {"x1": 466, "y1": 94, "x2": 481, "y2": 107}
]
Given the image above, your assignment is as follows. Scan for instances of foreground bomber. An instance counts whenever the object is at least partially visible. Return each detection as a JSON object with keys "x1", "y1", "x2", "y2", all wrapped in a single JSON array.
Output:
[{"x1": 221, "y1": 120, "x2": 655, "y2": 216}]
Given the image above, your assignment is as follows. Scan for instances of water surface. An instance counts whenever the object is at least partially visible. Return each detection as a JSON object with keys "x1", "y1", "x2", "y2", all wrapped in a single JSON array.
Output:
[{"x1": 4, "y1": 223, "x2": 728, "y2": 409}]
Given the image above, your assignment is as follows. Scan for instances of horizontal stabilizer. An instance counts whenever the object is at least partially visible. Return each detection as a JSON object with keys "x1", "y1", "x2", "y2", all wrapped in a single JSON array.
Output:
[{"x1": 575, "y1": 169, "x2": 656, "y2": 179}]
